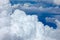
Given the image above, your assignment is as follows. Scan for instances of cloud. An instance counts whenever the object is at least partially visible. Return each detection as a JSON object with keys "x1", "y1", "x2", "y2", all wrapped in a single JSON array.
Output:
[
  {"x1": 0, "y1": 0, "x2": 60, "y2": 40},
  {"x1": 45, "y1": 17, "x2": 56, "y2": 23},
  {"x1": 0, "y1": 0, "x2": 9, "y2": 6},
  {"x1": 55, "y1": 19, "x2": 60, "y2": 29},
  {"x1": 11, "y1": 3, "x2": 60, "y2": 15},
  {"x1": 10, "y1": 9, "x2": 60, "y2": 40}
]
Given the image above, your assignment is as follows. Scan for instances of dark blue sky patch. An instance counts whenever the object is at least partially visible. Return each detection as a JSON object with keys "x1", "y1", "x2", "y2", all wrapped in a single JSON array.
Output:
[{"x1": 24, "y1": 10, "x2": 57, "y2": 29}]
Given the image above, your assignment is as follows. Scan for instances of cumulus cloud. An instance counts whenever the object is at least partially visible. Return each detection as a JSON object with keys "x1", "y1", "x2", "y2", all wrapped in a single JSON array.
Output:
[
  {"x1": 0, "y1": 0, "x2": 60, "y2": 40},
  {"x1": 11, "y1": 9, "x2": 60, "y2": 40}
]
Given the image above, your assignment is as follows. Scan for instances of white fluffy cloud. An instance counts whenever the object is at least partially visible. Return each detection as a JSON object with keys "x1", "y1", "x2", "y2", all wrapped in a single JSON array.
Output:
[
  {"x1": 10, "y1": 9, "x2": 60, "y2": 40},
  {"x1": 0, "y1": 0, "x2": 60, "y2": 40}
]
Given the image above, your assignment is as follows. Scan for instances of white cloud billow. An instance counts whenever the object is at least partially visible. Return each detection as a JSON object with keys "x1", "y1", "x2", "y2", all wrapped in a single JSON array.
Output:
[
  {"x1": 11, "y1": 9, "x2": 60, "y2": 40},
  {"x1": 0, "y1": 0, "x2": 60, "y2": 40}
]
